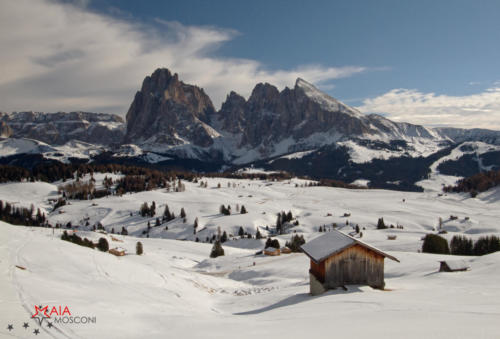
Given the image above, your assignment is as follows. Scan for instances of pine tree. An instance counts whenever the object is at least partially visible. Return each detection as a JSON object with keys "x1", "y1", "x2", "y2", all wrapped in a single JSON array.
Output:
[
  {"x1": 140, "y1": 202, "x2": 149, "y2": 217},
  {"x1": 121, "y1": 227, "x2": 128, "y2": 235},
  {"x1": 155, "y1": 218, "x2": 161, "y2": 226},
  {"x1": 136, "y1": 241, "x2": 143, "y2": 255},
  {"x1": 194, "y1": 217, "x2": 198, "y2": 234},
  {"x1": 221, "y1": 231, "x2": 228, "y2": 243},
  {"x1": 150, "y1": 201, "x2": 156, "y2": 217},
  {"x1": 276, "y1": 214, "x2": 282, "y2": 234},
  {"x1": 319, "y1": 226, "x2": 323, "y2": 232},
  {"x1": 285, "y1": 234, "x2": 305, "y2": 252},
  {"x1": 97, "y1": 238, "x2": 109, "y2": 252},
  {"x1": 180, "y1": 208, "x2": 186, "y2": 218},
  {"x1": 240, "y1": 205, "x2": 247, "y2": 214},
  {"x1": 256, "y1": 228, "x2": 263, "y2": 239},
  {"x1": 163, "y1": 204, "x2": 171, "y2": 220},
  {"x1": 377, "y1": 218, "x2": 387, "y2": 229},
  {"x1": 210, "y1": 240, "x2": 225, "y2": 258},
  {"x1": 265, "y1": 238, "x2": 280, "y2": 249},
  {"x1": 238, "y1": 226, "x2": 245, "y2": 237}
]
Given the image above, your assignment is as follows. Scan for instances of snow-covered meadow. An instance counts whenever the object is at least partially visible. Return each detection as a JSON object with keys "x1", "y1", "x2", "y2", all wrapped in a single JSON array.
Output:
[{"x1": 1, "y1": 176, "x2": 500, "y2": 338}]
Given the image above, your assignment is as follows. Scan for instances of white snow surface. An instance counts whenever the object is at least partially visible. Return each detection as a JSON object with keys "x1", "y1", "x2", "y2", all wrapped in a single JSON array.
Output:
[{"x1": 1, "y1": 178, "x2": 500, "y2": 338}]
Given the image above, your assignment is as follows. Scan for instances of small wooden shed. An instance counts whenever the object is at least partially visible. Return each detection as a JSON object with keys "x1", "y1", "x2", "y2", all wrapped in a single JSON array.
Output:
[
  {"x1": 109, "y1": 247, "x2": 126, "y2": 257},
  {"x1": 439, "y1": 260, "x2": 469, "y2": 272},
  {"x1": 301, "y1": 230, "x2": 399, "y2": 295},
  {"x1": 264, "y1": 247, "x2": 280, "y2": 256},
  {"x1": 281, "y1": 246, "x2": 292, "y2": 254}
]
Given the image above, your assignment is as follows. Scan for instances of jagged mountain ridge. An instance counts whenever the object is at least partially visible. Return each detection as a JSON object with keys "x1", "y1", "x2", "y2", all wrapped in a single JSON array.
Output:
[
  {"x1": 123, "y1": 68, "x2": 460, "y2": 164},
  {"x1": 0, "y1": 111, "x2": 124, "y2": 146}
]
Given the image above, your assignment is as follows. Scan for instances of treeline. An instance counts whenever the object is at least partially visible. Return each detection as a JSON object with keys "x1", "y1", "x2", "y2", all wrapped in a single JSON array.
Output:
[
  {"x1": 0, "y1": 200, "x2": 47, "y2": 226},
  {"x1": 444, "y1": 169, "x2": 500, "y2": 197},
  {"x1": 422, "y1": 233, "x2": 500, "y2": 256}
]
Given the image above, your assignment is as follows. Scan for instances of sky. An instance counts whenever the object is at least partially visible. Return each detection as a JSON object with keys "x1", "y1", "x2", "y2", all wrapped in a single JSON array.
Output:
[{"x1": 1, "y1": 0, "x2": 500, "y2": 129}]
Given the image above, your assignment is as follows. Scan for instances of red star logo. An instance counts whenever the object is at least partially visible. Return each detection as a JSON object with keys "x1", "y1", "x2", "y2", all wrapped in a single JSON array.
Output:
[{"x1": 32, "y1": 305, "x2": 50, "y2": 319}]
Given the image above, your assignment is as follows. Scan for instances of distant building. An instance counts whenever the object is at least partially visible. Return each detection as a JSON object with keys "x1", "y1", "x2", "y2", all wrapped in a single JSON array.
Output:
[
  {"x1": 109, "y1": 247, "x2": 126, "y2": 256},
  {"x1": 439, "y1": 260, "x2": 469, "y2": 272},
  {"x1": 264, "y1": 247, "x2": 280, "y2": 256},
  {"x1": 301, "y1": 230, "x2": 399, "y2": 295}
]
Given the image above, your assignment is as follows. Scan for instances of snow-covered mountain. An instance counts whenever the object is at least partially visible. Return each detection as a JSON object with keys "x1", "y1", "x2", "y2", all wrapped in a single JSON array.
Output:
[
  {"x1": 0, "y1": 111, "x2": 125, "y2": 146},
  {"x1": 2, "y1": 68, "x2": 500, "y2": 190}
]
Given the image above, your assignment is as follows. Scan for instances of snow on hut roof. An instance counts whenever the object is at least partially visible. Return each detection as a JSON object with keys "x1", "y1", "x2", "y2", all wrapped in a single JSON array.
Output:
[
  {"x1": 440, "y1": 260, "x2": 469, "y2": 271},
  {"x1": 265, "y1": 247, "x2": 279, "y2": 252},
  {"x1": 301, "y1": 230, "x2": 399, "y2": 263}
]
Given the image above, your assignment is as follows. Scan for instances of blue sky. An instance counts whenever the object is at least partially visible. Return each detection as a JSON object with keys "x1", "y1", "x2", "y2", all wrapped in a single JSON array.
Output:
[
  {"x1": 89, "y1": 0, "x2": 500, "y2": 102},
  {"x1": 1, "y1": 0, "x2": 500, "y2": 128}
]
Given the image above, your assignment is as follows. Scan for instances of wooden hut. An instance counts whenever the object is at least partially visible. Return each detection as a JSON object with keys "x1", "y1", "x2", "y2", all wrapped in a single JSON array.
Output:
[
  {"x1": 439, "y1": 260, "x2": 469, "y2": 272},
  {"x1": 281, "y1": 246, "x2": 292, "y2": 254},
  {"x1": 263, "y1": 247, "x2": 280, "y2": 256},
  {"x1": 301, "y1": 230, "x2": 399, "y2": 295},
  {"x1": 109, "y1": 247, "x2": 126, "y2": 257}
]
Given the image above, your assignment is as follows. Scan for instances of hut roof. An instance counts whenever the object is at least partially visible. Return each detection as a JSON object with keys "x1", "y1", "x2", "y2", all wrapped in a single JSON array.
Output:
[
  {"x1": 440, "y1": 260, "x2": 469, "y2": 271},
  {"x1": 301, "y1": 230, "x2": 399, "y2": 263}
]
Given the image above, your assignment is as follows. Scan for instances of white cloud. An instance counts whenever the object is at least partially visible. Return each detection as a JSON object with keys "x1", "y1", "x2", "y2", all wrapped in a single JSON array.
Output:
[
  {"x1": 357, "y1": 87, "x2": 500, "y2": 129},
  {"x1": 0, "y1": 0, "x2": 366, "y2": 116}
]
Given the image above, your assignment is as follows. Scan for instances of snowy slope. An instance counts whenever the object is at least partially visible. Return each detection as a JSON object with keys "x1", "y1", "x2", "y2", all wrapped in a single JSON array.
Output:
[{"x1": 2, "y1": 221, "x2": 500, "y2": 339}]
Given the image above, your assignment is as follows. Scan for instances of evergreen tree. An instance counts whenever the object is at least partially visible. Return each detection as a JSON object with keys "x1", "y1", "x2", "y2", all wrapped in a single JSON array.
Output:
[
  {"x1": 194, "y1": 217, "x2": 198, "y2": 234},
  {"x1": 150, "y1": 201, "x2": 156, "y2": 217},
  {"x1": 155, "y1": 218, "x2": 161, "y2": 226},
  {"x1": 319, "y1": 226, "x2": 323, "y2": 232},
  {"x1": 136, "y1": 241, "x2": 143, "y2": 255},
  {"x1": 140, "y1": 202, "x2": 149, "y2": 217},
  {"x1": 210, "y1": 240, "x2": 225, "y2": 258},
  {"x1": 163, "y1": 204, "x2": 171, "y2": 220},
  {"x1": 97, "y1": 238, "x2": 109, "y2": 252},
  {"x1": 256, "y1": 228, "x2": 263, "y2": 239},
  {"x1": 422, "y1": 234, "x2": 449, "y2": 254},
  {"x1": 265, "y1": 238, "x2": 280, "y2": 249},
  {"x1": 221, "y1": 231, "x2": 228, "y2": 243},
  {"x1": 180, "y1": 208, "x2": 186, "y2": 218},
  {"x1": 377, "y1": 218, "x2": 387, "y2": 229},
  {"x1": 285, "y1": 234, "x2": 305, "y2": 252},
  {"x1": 240, "y1": 205, "x2": 247, "y2": 214},
  {"x1": 238, "y1": 226, "x2": 245, "y2": 237},
  {"x1": 276, "y1": 214, "x2": 282, "y2": 234},
  {"x1": 121, "y1": 227, "x2": 128, "y2": 235}
]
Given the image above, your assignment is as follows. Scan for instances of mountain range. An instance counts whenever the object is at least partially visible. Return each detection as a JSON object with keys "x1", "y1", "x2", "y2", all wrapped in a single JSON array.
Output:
[{"x1": 1, "y1": 68, "x2": 500, "y2": 190}]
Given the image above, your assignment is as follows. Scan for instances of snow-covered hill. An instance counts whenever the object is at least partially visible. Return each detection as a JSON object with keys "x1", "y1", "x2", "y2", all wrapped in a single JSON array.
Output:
[{"x1": 1, "y1": 177, "x2": 500, "y2": 337}]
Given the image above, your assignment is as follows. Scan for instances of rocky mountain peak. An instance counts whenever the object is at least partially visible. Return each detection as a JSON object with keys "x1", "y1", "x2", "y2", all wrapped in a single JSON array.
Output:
[{"x1": 124, "y1": 68, "x2": 216, "y2": 148}]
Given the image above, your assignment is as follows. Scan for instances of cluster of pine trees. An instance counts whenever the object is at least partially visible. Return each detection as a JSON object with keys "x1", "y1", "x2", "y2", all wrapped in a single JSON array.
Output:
[
  {"x1": 276, "y1": 210, "x2": 294, "y2": 234},
  {"x1": 265, "y1": 238, "x2": 280, "y2": 249},
  {"x1": 422, "y1": 233, "x2": 500, "y2": 256},
  {"x1": 285, "y1": 234, "x2": 305, "y2": 252},
  {"x1": 444, "y1": 169, "x2": 500, "y2": 197},
  {"x1": 140, "y1": 201, "x2": 156, "y2": 217},
  {"x1": 61, "y1": 230, "x2": 96, "y2": 249},
  {"x1": 450, "y1": 235, "x2": 500, "y2": 256},
  {"x1": 0, "y1": 200, "x2": 47, "y2": 226}
]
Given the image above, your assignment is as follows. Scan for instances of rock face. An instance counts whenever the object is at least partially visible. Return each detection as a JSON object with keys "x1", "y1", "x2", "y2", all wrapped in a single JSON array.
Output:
[
  {"x1": 0, "y1": 111, "x2": 124, "y2": 145},
  {"x1": 124, "y1": 68, "x2": 217, "y2": 148},
  {"x1": 216, "y1": 79, "x2": 377, "y2": 149}
]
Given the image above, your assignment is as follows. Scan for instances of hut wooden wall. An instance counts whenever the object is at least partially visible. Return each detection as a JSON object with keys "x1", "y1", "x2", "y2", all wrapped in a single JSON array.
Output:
[
  {"x1": 310, "y1": 259, "x2": 326, "y2": 282},
  {"x1": 323, "y1": 244, "x2": 385, "y2": 289}
]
